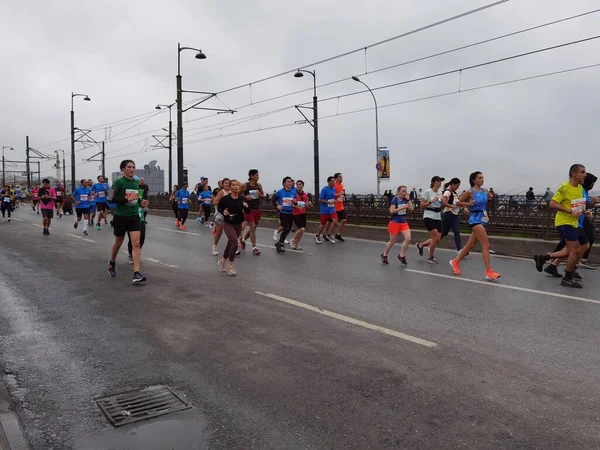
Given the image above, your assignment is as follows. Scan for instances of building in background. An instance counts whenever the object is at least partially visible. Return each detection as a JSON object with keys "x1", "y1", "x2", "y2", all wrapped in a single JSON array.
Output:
[{"x1": 111, "y1": 160, "x2": 165, "y2": 194}]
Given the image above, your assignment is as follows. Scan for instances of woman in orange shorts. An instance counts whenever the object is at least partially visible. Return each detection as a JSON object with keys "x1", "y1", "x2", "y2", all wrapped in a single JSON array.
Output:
[{"x1": 381, "y1": 185, "x2": 414, "y2": 265}]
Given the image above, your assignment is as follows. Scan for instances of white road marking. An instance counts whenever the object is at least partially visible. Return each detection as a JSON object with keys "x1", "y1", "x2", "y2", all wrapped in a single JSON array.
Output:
[
  {"x1": 31, "y1": 224, "x2": 44, "y2": 228},
  {"x1": 163, "y1": 264, "x2": 179, "y2": 268},
  {"x1": 405, "y1": 269, "x2": 600, "y2": 305},
  {"x1": 157, "y1": 227, "x2": 202, "y2": 236},
  {"x1": 66, "y1": 233, "x2": 96, "y2": 243},
  {"x1": 254, "y1": 291, "x2": 437, "y2": 348},
  {"x1": 255, "y1": 243, "x2": 311, "y2": 255},
  {"x1": 10, "y1": 217, "x2": 23, "y2": 222},
  {"x1": 121, "y1": 251, "x2": 179, "y2": 269},
  {"x1": 144, "y1": 257, "x2": 160, "y2": 263}
]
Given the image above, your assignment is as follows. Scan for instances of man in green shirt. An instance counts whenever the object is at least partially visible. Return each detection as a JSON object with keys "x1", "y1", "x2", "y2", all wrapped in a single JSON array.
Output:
[{"x1": 107, "y1": 160, "x2": 149, "y2": 283}]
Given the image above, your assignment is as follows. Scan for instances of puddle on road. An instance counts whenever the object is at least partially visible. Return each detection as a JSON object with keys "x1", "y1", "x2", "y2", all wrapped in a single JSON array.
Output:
[{"x1": 75, "y1": 410, "x2": 211, "y2": 450}]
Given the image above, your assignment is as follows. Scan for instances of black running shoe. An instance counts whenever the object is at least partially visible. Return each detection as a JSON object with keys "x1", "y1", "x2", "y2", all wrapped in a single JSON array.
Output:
[
  {"x1": 108, "y1": 261, "x2": 116, "y2": 278},
  {"x1": 573, "y1": 269, "x2": 582, "y2": 281},
  {"x1": 381, "y1": 254, "x2": 389, "y2": 264},
  {"x1": 335, "y1": 234, "x2": 345, "y2": 242},
  {"x1": 561, "y1": 277, "x2": 582, "y2": 288},
  {"x1": 74, "y1": 222, "x2": 78, "y2": 229},
  {"x1": 132, "y1": 272, "x2": 147, "y2": 283},
  {"x1": 275, "y1": 242, "x2": 285, "y2": 253},
  {"x1": 543, "y1": 264, "x2": 561, "y2": 277},
  {"x1": 398, "y1": 255, "x2": 407, "y2": 265},
  {"x1": 416, "y1": 243, "x2": 424, "y2": 257},
  {"x1": 533, "y1": 254, "x2": 545, "y2": 272}
]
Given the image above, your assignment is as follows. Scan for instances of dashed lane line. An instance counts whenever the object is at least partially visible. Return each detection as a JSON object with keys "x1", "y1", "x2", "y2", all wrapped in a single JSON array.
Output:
[
  {"x1": 66, "y1": 233, "x2": 97, "y2": 244},
  {"x1": 120, "y1": 251, "x2": 180, "y2": 269},
  {"x1": 405, "y1": 269, "x2": 600, "y2": 305},
  {"x1": 10, "y1": 217, "x2": 23, "y2": 221},
  {"x1": 157, "y1": 227, "x2": 202, "y2": 236},
  {"x1": 254, "y1": 291, "x2": 437, "y2": 348}
]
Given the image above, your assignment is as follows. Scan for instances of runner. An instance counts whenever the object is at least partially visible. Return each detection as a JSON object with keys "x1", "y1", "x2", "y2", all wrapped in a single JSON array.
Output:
[
  {"x1": 533, "y1": 164, "x2": 588, "y2": 287},
  {"x1": 272, "y1": 176, "x2": 297, "y2": 253},
  {"x1": 240, "y1": 169, "x2": 264, "y2": 256},
  {"x1": 580, "y1": 173, "x2": 597, "y2": 268},
  {"x1": 314, "y1": 176, "x2": 338, "y2": 244},
  {"x1": 139, "y1": 177, "x2": 150, "y2": 223},
  {"x1": 217, "y1": 180, "x2": 250, "y2": 275},
  {"x1": 169, "y1": 184, "x2": 180, "y2": 226},
  {"x1": 197, "y1": 184, "x2": 213, "y2": 225},
  {"x1": 175, "y1": 182, "x2": 190, "y2": 230},
  {"x1": 291, "y1": 180, "x2": 310, "y2": 250},
  {"x1": 38, "y1": 178, "x2": 56, "y2": 235},
  {"x1": 87, "y1": 179, "x2": 96, "y2": 226},
  {"x1": 212, "y1": 178, "x2": 231, "y2": 256},
  {"x1": 0, "y1": 185, "x2": 14, "y2": 221},
  {"x1": 449, "y1": 171, "x2": 501, "y2": 281},
  {"x1": 440, "y1": 178, "x2": 469, "y2": 255},
  {"x1": 416, "y1": 176, "x2": 445, "y2": 263},
  {"x1": 127, "y1": 179, "x2": 147, "y2": 264},
  {"x1": 107, "y1": 159, "x2": 148, "y2": 283},
  {"x1": 92, "y1": 175, "x2": 110, "y2": 230},
  {"x1": 71, "y1": 179, "x2": 91, "y2": 235},
  {"x1": 54, "y1": 181, "x2": 65, "y2": 217},
  {"x1": 333, "y1": 172, "x2": 347, "y2": 242},
  {"x1": 381, "y1": 185, "x2": 414, "y2": 265},
  {"x1": 31, "y1": 184, "x2": 40, "y2": 214}
]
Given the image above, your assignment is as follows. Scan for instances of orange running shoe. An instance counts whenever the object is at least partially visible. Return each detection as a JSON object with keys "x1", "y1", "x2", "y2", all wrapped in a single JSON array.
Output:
[
  {"x1": 449, "y1": 258, "x2": 460, "y2": 275},
  {"x1": 175, "y1": 219, "x2": 180, "y2": 227},
  {"x1": 180, "y1": 224, "x2": 186, "y2": 230},
  {"x1": 485, "y1": 269, "x2": 501, "y2": 281}
]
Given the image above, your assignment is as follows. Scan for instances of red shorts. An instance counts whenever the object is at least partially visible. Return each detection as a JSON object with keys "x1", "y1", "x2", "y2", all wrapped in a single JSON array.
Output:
[
  {"x1": 388, "y1": 221, "x2": 410, "y2": 234},
  {"x1": 320, "y1": 213, "x2": 336, "y2": 225},
  {"x1": 244, "y1": 208, "x2": 262, "y2": 224}
]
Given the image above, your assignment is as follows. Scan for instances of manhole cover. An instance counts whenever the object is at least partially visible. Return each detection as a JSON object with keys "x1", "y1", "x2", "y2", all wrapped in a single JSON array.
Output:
[{"x1": 96, "y1": 385, "x2": 192, "y2": 427}]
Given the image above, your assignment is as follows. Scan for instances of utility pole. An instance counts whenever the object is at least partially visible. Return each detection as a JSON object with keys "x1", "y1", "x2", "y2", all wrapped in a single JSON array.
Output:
[
  {"x1": 101, "y1": 141, "x2": 105, "y2": 179},
  {"x1": 26, "y1": 136, "x2": 30, "y2": 189},
  {"x1": 84, "y1": 141, "x2": 105, "y2": 177}
]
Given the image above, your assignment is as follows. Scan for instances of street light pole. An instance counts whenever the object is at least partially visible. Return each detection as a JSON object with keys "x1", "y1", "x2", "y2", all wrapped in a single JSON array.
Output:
[
  {"x1": 176, "y1": 43, "x2": 206, "y2": 186},
  {"x1": 71, "y1": 92, "x2": 91, "y2": 192},
  {"x1": 351, "y1": 76, "x2": 380, "y2": 196},
  {"x1": 2, "y1": 146, "x2": 14, "y2": 186},
  {"x1": 294, "y1": 70, "x2": 320, "y2": 198},
  {"x1": 55, "y1": 150, "x2": 66, "y2": 184},
  {"x1": 156, "y1": 103, "x2": 175, "y2": 191}
]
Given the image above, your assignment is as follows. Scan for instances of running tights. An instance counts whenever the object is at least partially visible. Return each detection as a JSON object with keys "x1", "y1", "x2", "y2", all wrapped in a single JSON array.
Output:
[
  {"x1": 278, "y1": 214, "x2": 294, "y2": 244},
  {"x1": 441, "y1": 212, "x2": 461, "y2": 250},
  {"x1": 1, "y1": 203, "x2": 11, "y2": 218},
  {"x1": 223, "y1": 222, "x2": 242, "y2": 262},
  {"x1": 202, "y1": 204, "x2": 212, "y2": 222},
  {"x1": 178, "y1": 209, "x2": 189, "y2": 225},
  {"x1": 172, "y1": 204, "x2": 179, "y2": 220},
  {"x1": 128, "y1": 221, "x2": 146, "y2": 256}
]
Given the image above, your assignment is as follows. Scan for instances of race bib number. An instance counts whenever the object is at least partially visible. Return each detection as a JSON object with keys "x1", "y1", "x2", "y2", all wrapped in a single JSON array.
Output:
[
  {"x1": 571, "y1": 198, "x2": 586, "y2": 213},
  {"x1": 327, "y1": 199, "x2": 335, "y2": 206},
  {"x1": 203, "y1": 198, "x2": 212, "y2": 204},
  {"x1": 97, "y1": 192, "x2": 106, "y2": 198},
  {"x1": 297, "y1": 201, "x2": 306, "y2": 208},
  {"x1": 337, "y1": 195, "x2": 344, "y2": 202},
  {"x1": 182, "y1": 197, "x2": 188, "y2": 204},
  {"x1": 80, "y1": 194, "x2": 88, "y2": 201},
  {"x1": 249, "y1": 190, "x2": 259, "y2": 200},
  {"x1": 481, "y1": 210, "x2": 489, "y2": 224},
  {"x1": 125, "y1": 189, "x2": 138, "y2": 204},
  {"x1": 56, "y1": 191, "x2": 63, "y2": 196},
  {"x1": 282, "y1": 197, "x2": 294, "y2": 207},
  {"x1": 3, "y1": 197, "x2": 10, "y2": 203}
]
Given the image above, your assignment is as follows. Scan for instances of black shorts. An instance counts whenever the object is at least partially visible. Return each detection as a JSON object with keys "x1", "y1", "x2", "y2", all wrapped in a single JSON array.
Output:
[
  {"x1": 76, "y1": 207, "x2": 91, "y2": 217},
  {"x1": 32, "y1": 199, "x2": 39, "y2": 205},
  {"x1": 577, "y1": 227, "x2": 589, "y2": 246},
  {"x1": 424, "y1": 218, "x2": 442, "y2": 232},
  {"x1": 41, "y1": 209, "x2": 54, "y2": 219},
  {"x1": 293, "y1": 214, "x2": 307, "y2": 229},
  {"x1": 336, "y1": 209, "x2": 347, "y2": 221},
  {"x1": 95, "y1": 202, "x2": 107, "y2": 212},
  {"x1": 54, "y1": 199, "x2": 63, "y2": 206},
  {"x1": 113, "y1": 215, "x2": 141, "y2": 238}
]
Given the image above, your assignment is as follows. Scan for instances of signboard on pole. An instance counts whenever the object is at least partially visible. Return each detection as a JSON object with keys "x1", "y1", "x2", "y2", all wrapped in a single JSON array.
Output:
[{"x1": 377, "y1": 149, "x2": 390, "y2": 179}]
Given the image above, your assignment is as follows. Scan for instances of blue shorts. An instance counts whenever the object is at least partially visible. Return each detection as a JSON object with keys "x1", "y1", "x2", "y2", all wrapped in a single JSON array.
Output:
[
  {"x1": 90, "y1": 204, "x2": 97, "y2": 213},
  {"x1": 557, "y1": 225, "x2": 578, "y2": 242}
]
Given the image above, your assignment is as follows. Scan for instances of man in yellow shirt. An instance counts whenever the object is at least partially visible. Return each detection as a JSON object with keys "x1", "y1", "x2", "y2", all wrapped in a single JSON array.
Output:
[{"x1": 535, "y1": 164, "x2": 586, "y2": 288}]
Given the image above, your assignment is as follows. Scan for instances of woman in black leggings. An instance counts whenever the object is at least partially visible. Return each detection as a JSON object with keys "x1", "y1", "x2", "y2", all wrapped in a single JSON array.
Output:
[
  {"x1": 1, "y1": 185, "x2": 13, "y2": 220},
  {"x1": 217, "y1": 180, "x2": 249, "y2": 276},
  {"x1": 169, "y1": 184, "x2": 179, "y2": 224}
]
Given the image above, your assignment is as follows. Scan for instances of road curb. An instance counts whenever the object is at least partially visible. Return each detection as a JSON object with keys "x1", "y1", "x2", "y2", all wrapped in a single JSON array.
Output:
[{"x1": 0, "y1": 380, "x2": 29, "y2": 450}]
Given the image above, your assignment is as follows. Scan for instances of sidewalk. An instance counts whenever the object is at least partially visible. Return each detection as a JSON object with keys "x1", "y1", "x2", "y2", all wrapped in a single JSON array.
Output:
[{"x1": 0, "y1": 379, "x2": 29, "y2": 450}]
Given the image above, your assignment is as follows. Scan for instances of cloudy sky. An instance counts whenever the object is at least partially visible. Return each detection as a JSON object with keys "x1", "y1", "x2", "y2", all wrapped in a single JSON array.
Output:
[{"x1": 1, "y1": 0, "x2": 599, "y2": 195}]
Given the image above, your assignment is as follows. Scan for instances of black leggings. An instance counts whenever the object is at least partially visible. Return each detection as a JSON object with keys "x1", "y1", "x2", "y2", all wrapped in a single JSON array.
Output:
[
  {"x1": 278, "y1": 214, "x2": 294, "y2": 244},
  {"x1": 202, "y1": 204, "x2": 212, "y2": 222},
  {"x1": 441, "y1": 211, "x2": 461, "y2": 250},
  {"x1": 1, "y1": 202, "x2": 11, "y2": 218},
  {"x1": 171, "y1": 203, "x2": 179, "y2": 219},
  {"x1": 178, "y1": 209, "x2": 189, "y2": 225},
  {"x1": 223, "y1": 222, "x2": 242, "y2": 262},
  {"x1": 127, "y1": 221, "x2": 146, "y2": 256}
]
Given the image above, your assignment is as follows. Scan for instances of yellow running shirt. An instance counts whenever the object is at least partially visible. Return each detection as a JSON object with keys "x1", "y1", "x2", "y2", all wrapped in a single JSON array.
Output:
[{"x1": 552, "y1": 181, "x2": 584, "y2": 228}]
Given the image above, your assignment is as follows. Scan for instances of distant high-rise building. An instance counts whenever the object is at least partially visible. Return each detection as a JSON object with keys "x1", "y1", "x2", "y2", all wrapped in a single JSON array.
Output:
[{"x1": 111, "y1": 160, "x2": 165, "y2": 195}]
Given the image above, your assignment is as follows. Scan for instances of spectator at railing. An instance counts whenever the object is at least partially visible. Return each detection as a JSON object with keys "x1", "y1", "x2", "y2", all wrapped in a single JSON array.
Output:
[{"x1": 526, "y1": 187, "x2": 535, "y2": 208}]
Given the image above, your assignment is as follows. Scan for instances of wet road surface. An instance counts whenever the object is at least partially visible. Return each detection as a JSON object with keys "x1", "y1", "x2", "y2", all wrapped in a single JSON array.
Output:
[{"x1": 0, "y1": 209, "x2": 599, "y2": 449}]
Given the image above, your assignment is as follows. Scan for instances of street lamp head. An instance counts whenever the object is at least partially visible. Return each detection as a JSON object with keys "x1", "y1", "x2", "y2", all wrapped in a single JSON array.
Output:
[
  {"x1": 155, "y1": 105, "x2": 162, "y2": 110},
  {"x1": 195, "y1": 51, "x2": 207, "y2": 60},
  {"x1": 84, "y1": 96, "x2": 91, "y2": 101},
  {"x1": 351, "y1": 76, "x2": 361, "y2": 82},
  {"x1": 294, "y1": 71, "x2": 304, "y2": 78}
]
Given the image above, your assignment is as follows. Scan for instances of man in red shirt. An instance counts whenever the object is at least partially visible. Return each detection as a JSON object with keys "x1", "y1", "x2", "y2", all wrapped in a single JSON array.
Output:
[
  {"x1": 333, "y1": 172, "x2": 347, "y2": 242},
  {"x1": 54, "y1": 180, "x2": 66, "y2": 217}
]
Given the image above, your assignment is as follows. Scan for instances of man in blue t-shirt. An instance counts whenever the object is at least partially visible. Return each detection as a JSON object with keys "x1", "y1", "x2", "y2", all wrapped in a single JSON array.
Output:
[
  {"x1": 175, "y1": 182, "x2": 190, "y2": 229},
  {"x1": 274, "y1": 176, "x2": 296, "y2": 253},
  {"x1": 92, "y1": 175, "x2": 110, "y2": 230},
  {"x1": 314, "y1": 176, "x2": 338, "y2": 244},
  {"x1": 71, "y1": 179, "x2": 92, "y2": 235}
]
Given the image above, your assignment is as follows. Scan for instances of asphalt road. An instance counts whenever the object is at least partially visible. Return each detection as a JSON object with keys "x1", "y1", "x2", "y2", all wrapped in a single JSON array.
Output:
[{"x1": 1, "y1": 207, "x2": 599, "y2": 449}]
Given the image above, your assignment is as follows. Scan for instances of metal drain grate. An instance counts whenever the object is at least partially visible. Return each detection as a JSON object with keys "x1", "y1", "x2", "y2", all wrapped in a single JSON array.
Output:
[{"x1": 96, "y1": 385, "x2": 192, "y2": 427}]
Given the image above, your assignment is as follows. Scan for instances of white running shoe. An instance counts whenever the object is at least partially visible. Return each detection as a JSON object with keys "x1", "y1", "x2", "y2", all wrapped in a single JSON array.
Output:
[
  {"x1": 273, "y1": 230, "x2": 280, "y2": 241},
  {"x1": 212, "y1": 245, "x2": 218, "y2": 256}
]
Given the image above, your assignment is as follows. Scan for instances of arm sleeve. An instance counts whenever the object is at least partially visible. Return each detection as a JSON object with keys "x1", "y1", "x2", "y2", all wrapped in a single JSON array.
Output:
[{"x1": 107, "y1": 181, "x2": 126, "y2": 204}]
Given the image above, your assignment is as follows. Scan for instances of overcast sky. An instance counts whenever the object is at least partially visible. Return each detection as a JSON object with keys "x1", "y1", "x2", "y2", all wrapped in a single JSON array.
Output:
[{"x1": 1, "y1": 0, "x2": 599, "y2": 195}]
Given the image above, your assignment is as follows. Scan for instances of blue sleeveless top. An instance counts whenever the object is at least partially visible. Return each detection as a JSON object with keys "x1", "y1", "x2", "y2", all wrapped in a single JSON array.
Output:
[{"x1": 468, "y1": 188, "x2": 489, "y2": 226}]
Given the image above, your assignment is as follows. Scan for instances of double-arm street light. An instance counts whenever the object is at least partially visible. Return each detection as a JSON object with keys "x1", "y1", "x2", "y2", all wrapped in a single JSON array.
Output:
[
  {"x1": 155, "y1": 102, "x2": 176, "y2": 190},
  {"x1": 351, "y1": 76, "x2": 380, "y2": 196},
  {"x1": 293, "y1": 69, "x2": 320, "y2": 198},
  {"x1": 176, "y1": 43, "x2": 206, "y2": 186},
  {"x1": 2, "y1": 146, "x2": 14, "y2": 186},
  {"x1": 71, "y1": 92, "x2": 91, "y2": 192}
]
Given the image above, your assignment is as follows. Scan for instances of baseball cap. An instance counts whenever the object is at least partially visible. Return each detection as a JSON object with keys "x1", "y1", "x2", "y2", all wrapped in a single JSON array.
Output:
[{"x1": 431, "y1": 175, "x2": 445, "y2": 184}]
